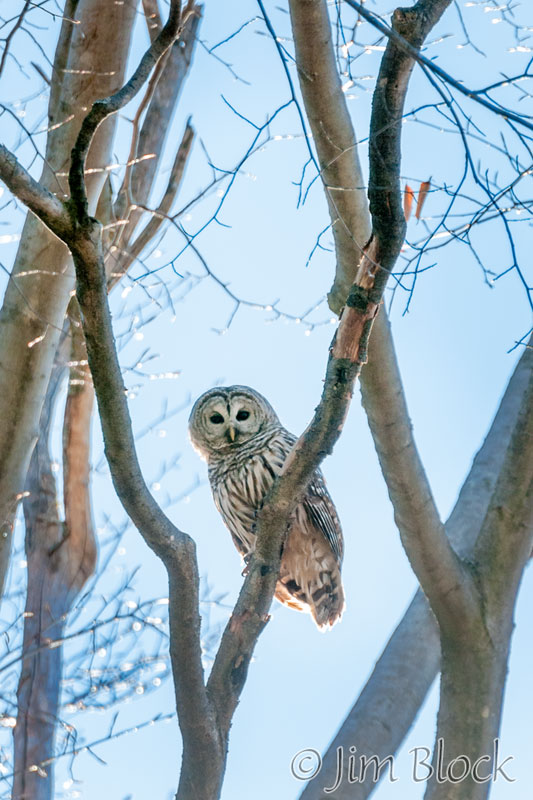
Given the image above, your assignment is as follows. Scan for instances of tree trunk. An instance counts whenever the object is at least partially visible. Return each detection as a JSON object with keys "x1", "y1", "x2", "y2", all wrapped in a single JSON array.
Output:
[
  {"x1": 0, "y1": 0, "x2": 137, "y2": 594},
  {"x1": 424, "y1": 629, "x2": 510, "y2": 800},
  {"x1": 13, "y1": 331, "x2": 96, "y2": 800}
]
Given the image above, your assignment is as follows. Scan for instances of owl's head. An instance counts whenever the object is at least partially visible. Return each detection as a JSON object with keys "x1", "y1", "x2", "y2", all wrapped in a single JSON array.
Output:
[{"x1": 188, "y1": 385, "x2": 280, "y2": 460}]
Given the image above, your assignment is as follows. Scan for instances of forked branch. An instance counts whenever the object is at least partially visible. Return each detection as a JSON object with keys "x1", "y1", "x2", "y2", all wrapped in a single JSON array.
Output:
[
  {"x1": 206, "y1": 0, "x2": 464, "y2": 741},
  {"x1": 68, "y1": 0, "x2": 198, "y2": 221}
]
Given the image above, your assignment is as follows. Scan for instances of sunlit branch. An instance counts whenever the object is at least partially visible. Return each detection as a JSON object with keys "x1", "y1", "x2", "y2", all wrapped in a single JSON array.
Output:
[{"x1": 344, "y1": 0, "x2": 533, "y2": 133}]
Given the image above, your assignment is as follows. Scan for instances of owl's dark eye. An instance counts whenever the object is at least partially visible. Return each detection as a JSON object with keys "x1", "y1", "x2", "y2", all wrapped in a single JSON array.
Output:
[
  {"x1": 210, "y1": 413, "x2": 224, "y2": 424},
  {"x1": 236, "y1": 410, "x2": 250, "y2": 421}
]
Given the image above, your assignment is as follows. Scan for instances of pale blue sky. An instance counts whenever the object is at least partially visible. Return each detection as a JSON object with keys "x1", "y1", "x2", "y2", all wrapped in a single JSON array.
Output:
[{"x1": 0, "y1": 1, "x2": 532, "y2": 799}]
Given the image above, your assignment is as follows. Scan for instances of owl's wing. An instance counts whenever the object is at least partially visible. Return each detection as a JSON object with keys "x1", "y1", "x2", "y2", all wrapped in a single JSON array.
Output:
[
  {"x1": 302, "y1": 471, "x2": 344, "y2": 565},
  {"x1": 212, "y1": 486, "x2": 256, "y2": 561},
  {"x1": 271, "y1": 429, "x2": 343, "y2": 564}
]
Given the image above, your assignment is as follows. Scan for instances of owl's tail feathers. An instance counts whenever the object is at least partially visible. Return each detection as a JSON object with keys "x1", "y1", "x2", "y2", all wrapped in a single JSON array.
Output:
[
  {"x1": 309, "y1": 567, "x2": 345, "y2": 631},
  {"x1": 275, "y1": 562, "x2": 345, "y2": 629}
]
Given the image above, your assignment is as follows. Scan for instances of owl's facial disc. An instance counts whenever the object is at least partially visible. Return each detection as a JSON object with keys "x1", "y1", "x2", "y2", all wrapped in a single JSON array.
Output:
[
  {"x1": 189, "y1": 386, "x2": 281, "y2": 460},
  {"x1": 197, "y1": 396, "x2": 262, "y2": 451}
]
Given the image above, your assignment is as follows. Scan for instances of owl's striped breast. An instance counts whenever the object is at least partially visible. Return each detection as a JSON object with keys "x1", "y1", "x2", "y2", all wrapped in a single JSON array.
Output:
[{"x1": 208, "y1": 426, "x2": 295, "y2": 557}]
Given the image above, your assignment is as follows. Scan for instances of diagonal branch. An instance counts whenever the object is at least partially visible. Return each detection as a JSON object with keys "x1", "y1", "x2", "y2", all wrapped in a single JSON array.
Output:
[
  {"x1": 106, "y1": 6, "x2": 199, "y2": 285},
  {"x1": 475, "y1": 337, "x2": 533, "y2": 608},
  {"x1": 288, "y1": 0, "x2": 371, "y2": 313},
  {"x1": 288, "y1": 0, "x2": 458, "y2": 627},
  {"x1": 127, "y1": 9, "x2": 200, "y2": 226},
  {"x1": 0, "y1": 144, "x2": 71, "y2": 236},
  {"x1": 0, "y1": 0, "x2": 138, "y2": 598},
  {"x1": 301, "y1": 330, "x2": 533, "y2": 800},
  {"x1": 361, "y1": 309, "x2": 479, "y2": 633},
  {"x1": 345, "y1": 0, "x2": 533, "y2": 134},
  {"x1": 68, "y1": 0, "x2": 198, "y2": 221},
  {"x1": 70, "y1": 211, "x2": 220, "y2": 800},
  {"x1": 0, "y1": 0, "x2": 31, "y2": 81},
  {"x1": 111, "y1": 119, "x2": 195, "y2": 286},
  {"x1": 113, "y1": 48, "x2": 172, "y2": 228},
  {"x1": 289, "y1": 0, "x2": 471, "y2": 632},
  {"x1": 206, "y1": 0, "x2": 457, "y2": 745},
  {"x1": 352, "y1": 0, "x2": 480, "y2": 632}
]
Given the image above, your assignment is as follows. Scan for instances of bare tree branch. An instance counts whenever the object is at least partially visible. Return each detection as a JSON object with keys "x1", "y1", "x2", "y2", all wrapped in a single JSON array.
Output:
[
  {"x1": 62, "y1": 6, "x2": 222, "y2": 797},
  {"x1": 0, "y1": 144, "x2": 70, "y2": 235},
  {"x1": 13, "y1": 322, "x2": 96, "y2": 800},
  {"x1": 0, "y1": 0, "x2": 31, "y2": 81},
  {"x1": 425, "y1": 369, "x2": 533, "y2": 798},
  {"x1": 345, "y1": 0, "x2": 533, "y2": 135},
  {"x1": 205, "y1": 0, "x2": 457, "y2": 750},
  {"x1": 0, "y1": 0, "x2": 138, "y2": 596},
  {"x1": 106, "y1": 6, "x2": 199, "y2": 291},
  {"x1": 69, "y1": 0, "x2": 198, "y2": 220},
  {"x1": 124, "y1": 9, "x2": 200, "y2": 228},
  {"x1": 143, "y1": 0, "x2": 163, "y2": 42},
  {"x1": 290, "y1": 0, "x2": 472, "y2": 631},
  {"x1": 14, "y1": 349, "x2": 67, "y2": 800},
  {"x1": 288, "y1": 0, "x2": 465, "y2": 629},
  {"x1": 288, "y1": 0, "x2": 372, "y2": 313},
  {"x1": 62, "y1": 310, "x2": 97, "y2": 589},
  {"x1": 362, "y1": 315, "x2": 480, "y2": 631},
  {"x1": 68, "y1": 208, "x2": 222, "y2": 800},
  {"x1": 474, "y1": 344, "x2": 533, "y2": 598},
  {"x1": 301, "y1": 327, "x2": 533, "y2": 800},
  {"x1": 112, "y1": 119, "x2": 195, "y2": 283},
  {"x1": 288, "y1": 0, "x2": 457, "y2": 627}
]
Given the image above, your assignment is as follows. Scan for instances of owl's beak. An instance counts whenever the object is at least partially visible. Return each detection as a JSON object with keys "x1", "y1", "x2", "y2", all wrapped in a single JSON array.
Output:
[{"x1": 228, "y1": 425, "x2": 236, "y2": 442}]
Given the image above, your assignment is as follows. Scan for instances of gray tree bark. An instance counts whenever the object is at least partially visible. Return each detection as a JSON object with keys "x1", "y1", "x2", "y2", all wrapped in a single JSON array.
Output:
[
  {"x1": 300, "y1": 323, "x2": 533, "y2": 799},
  {"x1": 11, "y1": 4, "x2": 201, "y2": 794},
  {"x1": 13, "y1": 328, "x2": 96, "y2": 800},
  {"x1": 287, "y1": 2, "x2": 533, "y2": 798},
  {"x1": 2, "y1": 2, "x2": 532, "y2": 800},
  {"x1": 0, "y1": 0, "x2": 137, "y2": 595}
]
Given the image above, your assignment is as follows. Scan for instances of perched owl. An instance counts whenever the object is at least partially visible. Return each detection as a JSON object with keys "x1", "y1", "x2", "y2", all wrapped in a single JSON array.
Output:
[{"x1": 188, "y1": 385, "x2": 345, "y2": 629}]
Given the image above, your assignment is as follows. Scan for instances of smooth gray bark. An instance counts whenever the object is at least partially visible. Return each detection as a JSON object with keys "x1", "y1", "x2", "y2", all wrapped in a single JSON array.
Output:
[
  {"x1": 301, "y1": 328, "x2": 533, "y2": 799},
  {"x1": 13, "y1": 332, "x2": 96, "y2": 800},
  {"x1": 288, "y1": 1, "x2": 533, "y2": 797},
  {"x1": 0, "y1": 0, "x2": 137, "y2": 594},
  {"x1": 10, "y1": 4, "x2": 201, "y2": 794}
]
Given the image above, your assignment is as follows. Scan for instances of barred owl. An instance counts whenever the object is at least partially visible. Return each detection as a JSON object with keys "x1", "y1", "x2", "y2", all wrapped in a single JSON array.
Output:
[{"x1": 188, "y1": 385, "x2": 345, "y2": 629}]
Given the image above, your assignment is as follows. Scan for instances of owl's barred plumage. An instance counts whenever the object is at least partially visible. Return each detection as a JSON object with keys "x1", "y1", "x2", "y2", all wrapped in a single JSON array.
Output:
[{"x1": 189, "y1": 386, "x2": 345, "y2": 630}]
